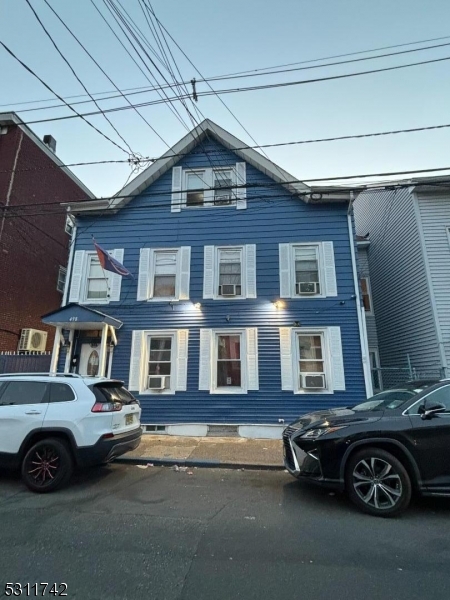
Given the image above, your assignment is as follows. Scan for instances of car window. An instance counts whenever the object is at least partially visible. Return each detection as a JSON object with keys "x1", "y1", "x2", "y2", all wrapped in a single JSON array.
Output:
[
  {"x1": 91, "y1": 383, "x2": 137, "y2": 405},
  {"x1": 353, "y1": 389, "x2": 416, "y2": 411},
  {"x1": 0, "y1": 382, "x2": 6, "y2": 401},
  {"x1": 421, "y1": 385, "x2": 450, "y2": 413},
  {"x1": 0, "y1": 381, "x2": 48, "y2": 405},
  {"x1": 49, "y1": 383, "x2": 75, "y2": 403}
]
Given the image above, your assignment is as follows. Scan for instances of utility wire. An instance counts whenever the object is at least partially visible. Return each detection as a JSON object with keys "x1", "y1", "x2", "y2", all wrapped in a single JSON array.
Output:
[
  {"x1": 40, "y1": 0, "x2": 170, "y2": 151},
  {"x1": 0, "y1": 40, "x2": 129, "y2": 155},
  {"x1": 17, "y1": 53, "x2": 450, "y2": 126},
  {"x1": 2, "y1": 121, "x2": 449, "y2": 175},
  {"x1": 24, "y1": 0, "x2": 133, "y2": 155}
]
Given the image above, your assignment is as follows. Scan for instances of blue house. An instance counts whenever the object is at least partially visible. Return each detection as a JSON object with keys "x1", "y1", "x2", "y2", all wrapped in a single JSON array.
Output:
[{"x1": 43, "y1": 120, "x2": 372, "y2": 437}]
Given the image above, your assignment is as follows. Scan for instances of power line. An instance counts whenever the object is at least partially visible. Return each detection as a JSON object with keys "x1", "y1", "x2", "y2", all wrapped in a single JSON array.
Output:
[
  {"x1": 0, "y1": 40, "x2": 129, "y2": 155},
  {"x1": 2, "y1": 166, "x2": 449, "y2": 218},
  {"x1": 4, "y1": 34, "x2": 450, "y2": 113},
  {"x1": 17, "y1": 53, "x2": 450, "y2": 127},
  {"x1": 1, "y1": 121, "x2": 450, "y2": 176}
]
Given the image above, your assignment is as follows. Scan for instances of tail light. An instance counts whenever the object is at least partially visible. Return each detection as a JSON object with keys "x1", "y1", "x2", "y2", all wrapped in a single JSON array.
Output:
[{"x1": 91, "y1": 402, "x2": 122, "y2": 413}]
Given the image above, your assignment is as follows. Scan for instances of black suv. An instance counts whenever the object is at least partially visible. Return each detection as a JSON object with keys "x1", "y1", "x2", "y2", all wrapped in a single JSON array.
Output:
[{"x1": 283, "y1": 380, "x2": 450, "y2": 516}]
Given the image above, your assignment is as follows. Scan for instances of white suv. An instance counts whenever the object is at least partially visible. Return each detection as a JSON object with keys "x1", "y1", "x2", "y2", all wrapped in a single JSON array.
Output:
[{"x1": 0, "y1": 373, "x2": 142, "y2": 493}]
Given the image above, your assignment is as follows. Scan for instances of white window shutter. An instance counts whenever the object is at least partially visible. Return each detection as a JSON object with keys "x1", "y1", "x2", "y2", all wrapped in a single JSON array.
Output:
[
  {"x1": 279, "y1": 243, "x2": 291, "y2": 298},
  {"x1": 235, "y1": 162, "x2": 247, "y2": 210},
  {"x1": 128, "y1": 330, "x2": 144, "y2": 391},
  {"x1": 279, "y1": 327, "x2": 294, "y2": 391},
  {"x1": 199, "y1": 329, "x2": 212, "y2": 391},
  {"x1": 322, "y1": 242, "x2": 337, "y2": 297},
  {"x1": 179, "y1": 247, "x2": 191, "y2": 300},
  {"x1": 176, "y1": 330, "x2": 189, "y2": 391},
  {"x1": 329, "y1": 326, "x2": 345, "y2": 391},
  {"x1": 203, "y1": 168, "x2": 214, "y2": 204},
  {"x1": 245, "y1": 244, "x2": 257, "y2": 299},
  {"x1": 246, "y1": 328, "x2": 259, "y2": 390},
  {"x1": 171, "y1": 166, "x2": 182, "y2": 212},
  {"x1": 203, "y1": 246, "x2": 215, "y2": 299},
  {"x1": 137, "y1": 248, "x2": 151, "y2": 301},
  {"x1": 69, "y1": 250, "x2": 86, "y2": 303},
  {"x1": 109, "y1": 249, "x2": 124, "y2": 302}
]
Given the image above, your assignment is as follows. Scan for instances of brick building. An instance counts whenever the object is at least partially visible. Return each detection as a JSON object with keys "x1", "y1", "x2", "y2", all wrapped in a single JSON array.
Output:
[{"x1": 0, "y1": 112, "x2": 93, "y2": 352}]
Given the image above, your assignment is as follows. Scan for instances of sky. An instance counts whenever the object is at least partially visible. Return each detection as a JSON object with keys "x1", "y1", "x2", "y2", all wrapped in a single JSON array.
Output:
[{"x1": 1, "y1": 0, "x2": 450, "y2": 198}]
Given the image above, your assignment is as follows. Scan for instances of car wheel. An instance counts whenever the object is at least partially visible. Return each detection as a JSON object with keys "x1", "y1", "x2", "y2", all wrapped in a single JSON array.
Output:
[
  {"x1": 21, "y1": 438, "x2": 73, "y2": 494},
  {"x1": 345, "y1": 448, "x2": 412, "y2": 517}
]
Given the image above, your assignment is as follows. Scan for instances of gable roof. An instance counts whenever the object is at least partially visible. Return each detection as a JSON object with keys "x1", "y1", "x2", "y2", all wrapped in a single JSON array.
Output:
[
  {"x1": 66, "y1": 119, "x2": 352, "y2": 215},
  {"x1": 0, "y1": 112, "x2": 94, "y2": 198}
]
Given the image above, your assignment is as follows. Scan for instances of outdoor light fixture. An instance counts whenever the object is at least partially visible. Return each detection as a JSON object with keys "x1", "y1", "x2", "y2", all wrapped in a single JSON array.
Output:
[
  {"x1": 194, "y1": 302, "x2": 202, "y2": 309},
  {"x1": 273, "y1": 300, "x2": 285, "y2": 309}
]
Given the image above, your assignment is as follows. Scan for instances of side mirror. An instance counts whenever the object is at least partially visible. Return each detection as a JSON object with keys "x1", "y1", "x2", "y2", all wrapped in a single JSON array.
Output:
[{"x1": 420, "y1": 402, "x2": 447, "y2": 420}]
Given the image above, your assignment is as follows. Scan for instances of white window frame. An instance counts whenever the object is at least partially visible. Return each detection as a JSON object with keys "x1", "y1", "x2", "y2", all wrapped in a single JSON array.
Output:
[
  {"x1": 212, "y1": 329, "x2": 247, "y2": 394},
  {"x1": 212, "y1": 167, "x2": 237, "y2": 207},
  {"x1": 149, "y1": 248, "x2": 180, "y2": 302},
  {"x1": 142, "y1": 331, "x2": 177, "y2": 395},
  {"x1": 293, "y1": 328, "x2": 332, "y2": 394},
  {"x1": 57, "y1": 266, "x2": 67, "y2": 294},
  {"x1": 215, "y1": 246, "x2": 245, "y2": 300},
  {"x1": 83, "y1": 252, "x2": 110, "y2": 304},
  {"x1": 182, "y1": 167, "x2": 237, "y2": 209},
  {"x1": 360, "y1": 276, "x2": 374, "y2": 315},
  {"x1": 291, "y1": 243, "x2": 325, "y2": 299}
]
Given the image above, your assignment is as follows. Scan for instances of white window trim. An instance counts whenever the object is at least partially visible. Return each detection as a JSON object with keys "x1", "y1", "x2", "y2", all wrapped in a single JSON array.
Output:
[
  {"x1": 214, "y1": 246, "x2": 245, "y2": 300},
  {"x1": 65, "y1": 215, "x2": 74, "y2": 235},
  {"x1": 182, "y1": 167, "x2": 237, "y2": 209},
  {"x1": 140, "y1": 330, "x2": 178, "y2": 395},
  {"x1": 361, "y1": 276, "x2": 374, "y2": 315},
  {"x1": 82, "y1": 252, "x2": 110, "y2": 305},
  {"x1": 291, "y1": 243, "x2": 325, "y2": 299},
  {"x1": 148, "y1": 248, "x2": 180, "y2": 302},
  {"x1": 292, "y1": 328, "x2": 333, "y2": 395},
  {"x1": 211, "y1": 328, "x2": 247, "y2": 394},
  {"x1": 57, "y1": 266, "x2": 67, "y2": 294}
]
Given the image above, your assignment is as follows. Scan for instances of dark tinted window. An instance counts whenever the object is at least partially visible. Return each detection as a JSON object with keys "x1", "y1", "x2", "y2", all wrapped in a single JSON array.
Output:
[
  {"x1": 424, "y1": 385, "x2": 450, "y2": 412},
  {"x1": 0, "y1": 382, "x2": 6, "y2": 401},
  {"x1": 91, "y1": 384, "x2": 137, "y2": 405},
  {"x1": 49, "y1": 383, "x2": 75, "y2": 403},
  {"x1": 353, "y1": 389, "x2": 417, "y2": 411},
  {"x1": 0, "y1": 381, "x2": 48, "y2": 405}
]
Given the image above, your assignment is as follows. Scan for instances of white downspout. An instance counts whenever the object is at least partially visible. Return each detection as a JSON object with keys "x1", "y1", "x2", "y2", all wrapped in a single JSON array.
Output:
[
  {"x1": 348, "y1": 196, "x2": 373, "y2": 398},
  {"x1": 62, "y1": 218, "x2": 77, "y2": 307},
  {"x1": 50, "y1": 327, "x2": 62, "y2": 374}
]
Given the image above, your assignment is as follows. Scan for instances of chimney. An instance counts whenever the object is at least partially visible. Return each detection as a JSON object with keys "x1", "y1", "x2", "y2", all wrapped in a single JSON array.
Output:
[{"x1": 43, "y1": 134, "x2": 57, "y2": 152}]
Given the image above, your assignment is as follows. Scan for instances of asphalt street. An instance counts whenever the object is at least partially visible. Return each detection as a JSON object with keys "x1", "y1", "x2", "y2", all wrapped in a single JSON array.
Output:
[{"x1": 0, "y1": 464, "x2": 449, "y2": 600}]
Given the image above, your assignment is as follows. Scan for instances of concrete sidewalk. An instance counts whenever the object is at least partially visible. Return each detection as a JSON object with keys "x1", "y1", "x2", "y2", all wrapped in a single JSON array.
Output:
[{"x1": 118, "y1": 434, "x2": 284, "y2": 470}]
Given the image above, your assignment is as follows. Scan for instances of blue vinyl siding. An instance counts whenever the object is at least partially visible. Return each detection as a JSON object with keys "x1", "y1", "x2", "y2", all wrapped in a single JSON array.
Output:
[{"x1": 70, "y1": 138, "x2": 366, "y2": 424}]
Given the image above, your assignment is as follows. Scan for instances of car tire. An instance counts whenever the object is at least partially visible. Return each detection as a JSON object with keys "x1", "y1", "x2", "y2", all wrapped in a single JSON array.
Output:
[
  {"x1": 21, "y1": 438, "x2": 74, "y2": 494},
  {"x1": 345, "y1": 447, "x2": 412, "y2": 517}
]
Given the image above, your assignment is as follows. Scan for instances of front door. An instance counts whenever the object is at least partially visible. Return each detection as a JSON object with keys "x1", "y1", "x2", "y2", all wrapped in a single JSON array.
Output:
[
  {"x1": 79, "y1": 343, "x2": 101, "y2": 377},
  {"x1": 408, "y1": 383, "x2": 450, "y2": 493},
  {"x1": 0, "y1": 380, "x2": 49, "y2": 454}
]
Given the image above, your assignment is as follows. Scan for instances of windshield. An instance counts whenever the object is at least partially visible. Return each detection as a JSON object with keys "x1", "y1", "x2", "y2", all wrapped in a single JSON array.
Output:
[{"x1": 352, "y1": 389, "x2": 420, "y2": 411}]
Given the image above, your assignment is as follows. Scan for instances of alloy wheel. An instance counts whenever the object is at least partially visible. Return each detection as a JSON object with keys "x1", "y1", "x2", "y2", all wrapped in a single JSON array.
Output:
[
  {"x1": 27, "y1": 445, "x2": 60, "y2": 487},
  {"x1": 352, "y1": 457, "x2": 402, "y2": 510}
]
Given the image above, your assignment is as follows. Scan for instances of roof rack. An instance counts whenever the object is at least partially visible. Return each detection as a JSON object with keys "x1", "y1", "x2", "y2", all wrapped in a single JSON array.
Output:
[{"x1": 0, "y1": 372, "x2": 83, "y2": 378}]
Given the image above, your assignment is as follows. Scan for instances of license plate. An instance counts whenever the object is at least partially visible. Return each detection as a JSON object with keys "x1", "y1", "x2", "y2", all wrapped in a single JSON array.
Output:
[{"x1": 125, "y1": 414, "x2": 134, "y2": 426}]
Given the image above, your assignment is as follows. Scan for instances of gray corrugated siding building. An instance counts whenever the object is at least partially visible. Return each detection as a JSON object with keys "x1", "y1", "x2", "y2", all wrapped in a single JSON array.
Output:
[{"x1": 354, "y1": 180, "x2": 450, "y2": 384}]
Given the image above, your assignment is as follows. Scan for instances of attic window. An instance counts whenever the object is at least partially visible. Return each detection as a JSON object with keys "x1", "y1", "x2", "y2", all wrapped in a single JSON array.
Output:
[{"x1": 186, "y1": 171, "x2": 206, "y2": 207}]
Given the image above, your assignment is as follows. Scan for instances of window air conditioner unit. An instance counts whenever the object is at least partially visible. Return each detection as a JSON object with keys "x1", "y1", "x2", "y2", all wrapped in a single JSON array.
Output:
[
  {"x1": 301, "y1": 373, "x2": 326, "y2": 390},
  {"x1": 296, "y1": 281, "x2": 320, "y2": 295},
  {"x1": 148, "y1": 376, "x2": 166, "y2": 391},
  {"x1": 219, "y1": 284, "x2": 240, "y2": 296},
  {"x1": 18, "y1": 329, "x2": 48, "y2": 353},
  {"x1": 214, "y1": 194, "x2": 233, "y2": 206}
]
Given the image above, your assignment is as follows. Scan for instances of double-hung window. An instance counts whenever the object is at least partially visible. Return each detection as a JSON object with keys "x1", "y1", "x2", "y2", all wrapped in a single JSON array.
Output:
[
  {"x1": 279, "y1": 327, "x2": 345, "y2": 393},
  {"x1": 86, "y1": 255, "x2": 108, "y2": 301},
  {"x1": 137, "y1": 247, "x2": 191, "y2": 301},
  {"x1": 171, "y1": 163, "x2": 247, "y2": 212},
  {"x1": 57, "y1": 266, "x2": 67, "y2": 294},
  {"x1": 203, "y1": 245, "x2": 256, "y2": 299},
  {"x1": 360, "y1": 277, "x2": 373, "y2": 313},
  {"x1": 68, "y1": 249, "x2": 125, "y2": 304},
  {"x1": 279, "y1": 242, "x2": 337, "y2": 298},
  {"x1": 199, "y1": 328, "x2": 259, "y2": 394},
  {"x1": 128, "y1": 330, "x2": 189, "y2": 394}
]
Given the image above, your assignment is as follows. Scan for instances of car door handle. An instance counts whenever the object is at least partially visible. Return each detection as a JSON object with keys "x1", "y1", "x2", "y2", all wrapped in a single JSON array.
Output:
[{"x1": 25, "y1": 410, "x2": 42, "y2": 415}]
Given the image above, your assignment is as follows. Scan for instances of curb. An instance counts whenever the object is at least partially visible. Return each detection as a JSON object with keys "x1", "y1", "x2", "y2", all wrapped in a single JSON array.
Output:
[{"x1": 115, "y1": 456, "x2": 284, "y2": 471}]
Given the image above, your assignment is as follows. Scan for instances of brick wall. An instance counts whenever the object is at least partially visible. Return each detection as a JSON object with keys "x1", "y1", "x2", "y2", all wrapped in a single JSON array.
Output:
[{"x1": 0, "y1": 124, "x2": 88, "y2": 351}]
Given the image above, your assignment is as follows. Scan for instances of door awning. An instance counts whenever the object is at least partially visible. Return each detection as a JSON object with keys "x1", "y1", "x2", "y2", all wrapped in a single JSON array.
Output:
[{"x1": 42, "y1": 303, "x2": 123, "y2": 330}]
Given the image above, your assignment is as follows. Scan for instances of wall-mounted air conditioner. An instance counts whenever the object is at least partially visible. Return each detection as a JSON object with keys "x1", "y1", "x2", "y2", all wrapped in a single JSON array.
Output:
[
  {"x1": 18, "y1": 329, "x2": 48, "y2": 353},
  {"x1": 301, "y1": 373, "x2": 326, "y2": 390}
]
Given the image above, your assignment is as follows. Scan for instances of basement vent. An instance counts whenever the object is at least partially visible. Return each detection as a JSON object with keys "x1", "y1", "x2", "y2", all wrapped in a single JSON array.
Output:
[
  {"x1": 144, "y1": 425, "x2": 167, "y2": 434},
  {"x1": 207, "y1": 425, "x2": 239, "y2": 437}
]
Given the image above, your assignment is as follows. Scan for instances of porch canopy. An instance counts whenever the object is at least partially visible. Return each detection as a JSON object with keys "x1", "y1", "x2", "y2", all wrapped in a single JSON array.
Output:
[{"x1": 42, "y1": 304, "x2": 122, "y2": 375}]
